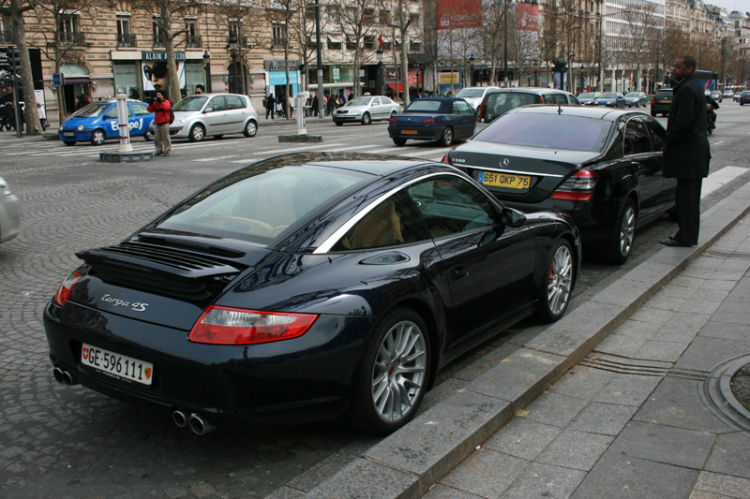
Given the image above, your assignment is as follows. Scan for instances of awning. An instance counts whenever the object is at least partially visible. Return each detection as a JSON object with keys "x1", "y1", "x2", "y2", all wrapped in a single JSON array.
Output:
[{"x1": 387, "y1": 83, "x2": 404, "y2": 92}]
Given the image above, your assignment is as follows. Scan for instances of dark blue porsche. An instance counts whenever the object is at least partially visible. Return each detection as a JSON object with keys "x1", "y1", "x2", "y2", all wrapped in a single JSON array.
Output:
[
  {"x1": 388, "y1": 97, "x2": 477, "y2": 147},
  {"x1": 44, "y1": 153, "x2": 580, "y2": 435}
]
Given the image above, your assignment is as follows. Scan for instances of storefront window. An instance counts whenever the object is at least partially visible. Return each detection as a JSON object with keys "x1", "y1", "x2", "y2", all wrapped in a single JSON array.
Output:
[
  {"x1": 185, "y1": 62, "x2": 204, "y2": 94},
  {"x1": 114, "y1": 62, "x2": 140, "y2": 100}
]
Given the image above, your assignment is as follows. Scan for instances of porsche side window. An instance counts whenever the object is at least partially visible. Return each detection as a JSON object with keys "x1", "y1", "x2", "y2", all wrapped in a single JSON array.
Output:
[
  {"x1": 332, "y1": 190, "x2": 430, "y2": 251},
  {"x1": 408, "y1": 176, "x2": 498, "y2": 239}
]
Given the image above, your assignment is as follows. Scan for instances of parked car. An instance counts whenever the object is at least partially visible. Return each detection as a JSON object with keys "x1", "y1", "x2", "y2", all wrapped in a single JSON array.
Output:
[
  {"x1": 446, "y1": 106, "x2": 676, "y2": 264},
  {"x1": 624, "y1": 92, "x2": 648, "y2": 107},
  {"x1": 388, "y1": 97, "x2": 476, "y2": 146},
  {"x1": 740, "y1": 91, "x2": 750, "y2": 105},
  {"x1": 43, "y1": 152, "x2": 580, "y2": 435},
  {"x1": 577, "y1": 92, "x2": 600, "y2": 105},
  {"x1": 475, "y1": 87, "x2": 579, "y2": 132},
  {"x1": 0, "y1": 175, "x2": 20, "y2": 245},
  {"x1": 146, "y1": 93, "x2": 259, "y2": 142},
  {"x1": 734, "y1": 92, "x2": 743, "y2": 102},
  {"x1": 333, "y1": 95, "x2": 401, "y2": 125},
  {"x1": 711, "y1": 90, "x2": 722, "y2": 103},
  {"x1": 723, "y1": 90, "x2": 734, "y2": 99},
  {"x1": 651, "y1": 88, "x2": 674, "y2": 116},
  {"x1": 58, "y1": 99, "x2": 155, "y2": 146},
  {"x1": 593, "y1": 92, "x2": 626, "y2": 107},
  {"x1": 455, "y1": 86, "x2": 500, "y2": 110}
]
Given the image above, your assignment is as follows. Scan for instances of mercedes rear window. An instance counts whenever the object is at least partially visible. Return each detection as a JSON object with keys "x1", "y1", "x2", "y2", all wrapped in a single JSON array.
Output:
[{"x1": 475, "y1": 113, "x2": 612, "y2": 152}]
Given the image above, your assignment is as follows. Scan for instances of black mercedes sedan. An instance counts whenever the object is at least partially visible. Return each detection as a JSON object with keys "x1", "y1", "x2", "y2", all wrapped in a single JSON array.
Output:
[
  {"x1": 44, "y1": 153, "x2": 580, "y2": 436},
  {"x1": 388, "y1": 97, "x2": 476, "y2": 147},
  {"x1": 446, "y1": 106, "x2": 676, "y2": 264}
]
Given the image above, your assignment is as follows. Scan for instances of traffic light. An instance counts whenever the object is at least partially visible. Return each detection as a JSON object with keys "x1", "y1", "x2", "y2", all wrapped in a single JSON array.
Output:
[{"x1": 10, "y1": 47, "x2": 21, "y2": 72}]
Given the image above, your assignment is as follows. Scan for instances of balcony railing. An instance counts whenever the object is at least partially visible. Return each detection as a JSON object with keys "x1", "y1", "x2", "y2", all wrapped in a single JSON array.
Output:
[
  {"x1": 59, "y1": 32, "x2": 85, "y2": 45},
  {"x1": 153, "y1": 35, "x2": 165, "y2": 47},
  {"x1": 0, "y1": 31, "x2": 13, "y2": 44},
  {"x1": 186, "y1": 35, "x2": 202, "y2": 48},
  {"x1": 117, "y1": 33, "x2": 137, "y2": 47},
  {"x1": 272, "y1": 38, "x2": 287, "y2": 49},
  {"x1": 227, "y1": 35, "x2": 250, "y2": 48}
]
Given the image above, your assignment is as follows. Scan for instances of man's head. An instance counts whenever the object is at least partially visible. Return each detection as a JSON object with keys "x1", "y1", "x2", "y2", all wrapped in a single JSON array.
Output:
[
  {"x1": 195, "y1": 84, "x2": 205, "y2": 94},
  {"x1": 672, "y1": 56, "x2": 696, "y2": 81},
  {"x1": 155, "y1": 90, "x2": 167, "y2": 101}
]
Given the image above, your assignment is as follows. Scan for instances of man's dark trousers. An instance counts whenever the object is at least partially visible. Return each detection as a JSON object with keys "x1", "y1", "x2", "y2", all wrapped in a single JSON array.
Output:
[{"x1": 675, "y1": 178, "x2": 701, "y2": 245}]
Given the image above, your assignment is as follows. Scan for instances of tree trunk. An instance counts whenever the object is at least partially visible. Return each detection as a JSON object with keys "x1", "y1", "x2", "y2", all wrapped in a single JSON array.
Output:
[
  {"x1": 9, "y1": 0, "x2": 40, "y2": 134},
  {"x1": 165, "y1": 31, "x2": 182, "y2": 104}
]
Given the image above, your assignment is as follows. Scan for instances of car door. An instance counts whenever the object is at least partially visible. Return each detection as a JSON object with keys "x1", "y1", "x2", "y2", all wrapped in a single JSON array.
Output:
[
  {"x1": 129, "y1": 102, "x2": 151, "y2": 136},
  {"x1": 452, "y1": 100, "x2": 475, "y2": 139},
  {"x1": 406, "y1": 175, "x2": 536, "y2": 347},
  {"x1": 224, "y1": 95, "x2": 247, "y2": 133},
  {"x1": 623, "y1": 117, "x2": 663, "y2": 220},
  {"x1": 103, "y1": 104, "x2": 133, "y2": 138},
  {"x1": 641, "y1": 115, "x2": 675, "y2": 210},
  {"x1": 203, "y1": 96, "x2": 228, "y2": 134},
  {"x1": 369, "y1": 97, "x2": 383, "y2": 120}
]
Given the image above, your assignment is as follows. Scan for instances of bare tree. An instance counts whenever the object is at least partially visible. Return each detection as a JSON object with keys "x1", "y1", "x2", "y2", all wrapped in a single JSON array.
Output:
[
  {"x1": 262, "y1": 0, "x2": 297, "y2": 118},
  {"x1": 388, "y1": 0, "x2": 418, "y2": 106},
  {"x1": 134, "y1": 0, "x2": 200, "y2": 104},
  {"x1": 288, "y1": 0, "x2": 323, "y2": 91},
  {"x1": 436, "y1": 0, "x2": 481, "y2": 94},
  {"x1": 621, "y1": 4, "x2": 660, "y2": 92},
  {"x1": 328, "y1": 0, "x2": 378, "y2": 99},
  {"x1": 480, "y1": 0, "x2": 506, "y2": 86},
  {"x1": 2, "y1": 0, "x2": 47, "y2": 133},
  {"x1": 508, "y1": 3, "x2": 540, "y2": 87},
  {"x1": 213, "y1": 0, "x2": 266, "y2": 94}
]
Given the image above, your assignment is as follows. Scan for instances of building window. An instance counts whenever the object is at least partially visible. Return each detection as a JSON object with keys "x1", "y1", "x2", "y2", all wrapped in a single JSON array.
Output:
[
  {"x1": 272, "y1": 24, "x2": 286, "y2": 48},
  {"x1": 59, "y1": 13, "x2": 80, "y2": 44},
  {"x1": 153, "y1": 18, "x2": 164, "y2": 46},
  {"x1": 305, "y1": 4, "x2": 317, "y2": 20},
  {"x1": 409, "y1": 14, "x2": 420, "y2": 26},
  {"x1": 1, "y1": 14, "x2": 13, "y2": 43},
  {"x1": 380, "y1": 10, "x2": 390, "y2": 25},
  {"x1": 229, "y1": 21, "x2": 239, "y2": 38},
  {"x1": 364, "y1": 8, "x2": 376, "y2": 24},
  {"x1": 116, "y1": 14, "x2": 136, "y2": 47},
  {"x1": 327, "y1": 5, "x2": 340, "y2": 23},
  {"x1": 185, "y1": 19, "x2": 200, "y2": 47},
  {"x1": 364, "y1": 35, "x2": 375, "y2": 49},
  {"x1": 327, "y1": 37, "x2": 342, "y2": 50}
]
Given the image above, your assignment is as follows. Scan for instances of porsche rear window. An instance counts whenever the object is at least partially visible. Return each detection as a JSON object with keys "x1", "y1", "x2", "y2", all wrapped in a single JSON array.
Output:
[
  {"x1": 475, "y1": 113, "x2": 611, "y2": 152},
  {"x1": 156, "y1": 165, "x2": 369, "y2": 244}
]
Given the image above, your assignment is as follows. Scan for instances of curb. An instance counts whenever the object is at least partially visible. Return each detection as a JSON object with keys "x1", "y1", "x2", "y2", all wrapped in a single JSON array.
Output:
[{"x1": 274, "y1": 179, "x2": 750, "y2": 499}]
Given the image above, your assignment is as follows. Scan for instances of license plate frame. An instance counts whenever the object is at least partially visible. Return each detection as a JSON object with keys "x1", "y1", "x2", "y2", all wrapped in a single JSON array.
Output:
[
  {"x1": 64, "y1": 132, "x2": 75, "y2": 137},
  {"x1": 81, "y1": 343, "x2": 154, "y2": 386},
  {"x1": 479, "y1": 171, "x2": 532, "y2": 190},
  {"x1": 402, "y1": 129, "x2": 418, "y2": 135}
]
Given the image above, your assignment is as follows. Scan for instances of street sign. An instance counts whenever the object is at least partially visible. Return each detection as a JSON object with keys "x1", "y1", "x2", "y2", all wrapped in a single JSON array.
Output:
[
  {"x1": 0, "y1": 49, "x2": 10, "y2": 71},
  {"x1": 52, "y1": 73, "x2": 64, "y2": 86}
]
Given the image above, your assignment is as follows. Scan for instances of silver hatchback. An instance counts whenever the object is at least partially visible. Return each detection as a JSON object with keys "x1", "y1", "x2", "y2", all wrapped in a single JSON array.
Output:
[
  {"x1": 333, "y1": 96, "x2": 401, "y2": 125},
  {"x1": 0, "y1": 176, "x2": 20, "y2": 245},
  {"x1": 149, "y1": 93, "x2": 259, "y2": 142}
]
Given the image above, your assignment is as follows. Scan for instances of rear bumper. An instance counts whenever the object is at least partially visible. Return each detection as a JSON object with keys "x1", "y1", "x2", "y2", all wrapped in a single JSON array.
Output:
[{"x1": 388, "y1": 126, "x2": 443, "y2": 141}]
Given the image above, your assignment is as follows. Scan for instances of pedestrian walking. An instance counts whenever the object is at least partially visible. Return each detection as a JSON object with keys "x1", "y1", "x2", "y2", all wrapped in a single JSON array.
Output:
[
  {"x1": 147, "y1": 89, "x2": 172, "y2": 157},
  {"x1": 660, "y1": 55, "x2": 710, "y2": 248},
  {"x1": 311, "y1": 92, "x2": 319, "y2": 117},
  {"x1": 265, "y1": 93, "x2": 276, "y2": 119},
  {"x1": 0, "y1": 102, "x2": 11, "y2": 131}
]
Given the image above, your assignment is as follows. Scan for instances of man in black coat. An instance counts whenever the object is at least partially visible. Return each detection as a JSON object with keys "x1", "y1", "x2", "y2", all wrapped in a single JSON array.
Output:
[{"x1": 661, "y1": 55, "x2": 710, "y2": 247}]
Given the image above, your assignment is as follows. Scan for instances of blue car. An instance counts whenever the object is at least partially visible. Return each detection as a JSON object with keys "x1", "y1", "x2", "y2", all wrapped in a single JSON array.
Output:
[
  {"x1": 388, "y1": 97, "x2": 476, "y2": 147},
  {"x1": 59, "y1": 99, "x2": 155, "y2": 146},
  {"x1": 593, "y1": 92, "x2": 626, "y2": 108}
]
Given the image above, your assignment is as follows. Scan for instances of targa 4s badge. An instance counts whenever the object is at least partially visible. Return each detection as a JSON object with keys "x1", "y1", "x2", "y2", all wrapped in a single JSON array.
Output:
[{"x1": 101, "y1": 294, "x2": 149, "y2": 312}]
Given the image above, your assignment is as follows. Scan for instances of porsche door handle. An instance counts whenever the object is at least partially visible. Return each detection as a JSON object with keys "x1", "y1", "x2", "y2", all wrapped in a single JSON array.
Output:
[{"x1": 450, "y1": 265, "x2": 469, "y2": 279}]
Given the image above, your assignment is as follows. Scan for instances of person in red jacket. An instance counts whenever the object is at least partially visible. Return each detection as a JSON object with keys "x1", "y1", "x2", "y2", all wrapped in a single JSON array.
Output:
[{"x1": 147, "y1": 90, "x2": 172, "y2": 157}]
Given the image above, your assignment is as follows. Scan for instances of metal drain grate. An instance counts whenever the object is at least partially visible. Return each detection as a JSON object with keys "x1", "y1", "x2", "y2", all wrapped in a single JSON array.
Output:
[
  {"x1": 582, "y1": 352, "x2": 709, "y2": 381},
  {"x1": 702, "y1": 250, "x2": 750, "y2": 260}
]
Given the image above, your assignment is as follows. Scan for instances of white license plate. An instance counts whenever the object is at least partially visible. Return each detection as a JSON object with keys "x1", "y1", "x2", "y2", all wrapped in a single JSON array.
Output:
[
  {"x1": 81, "y1": 343, "x2": 154, "y2": 385},
  {"x1": 64, "y1": 132, "x2": 75, "y2": 137}
]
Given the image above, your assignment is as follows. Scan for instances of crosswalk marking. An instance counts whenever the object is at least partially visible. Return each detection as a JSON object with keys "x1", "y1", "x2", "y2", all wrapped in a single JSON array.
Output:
[{"x1": 229, "y1": 142, "x2": 345, "y2": 163}]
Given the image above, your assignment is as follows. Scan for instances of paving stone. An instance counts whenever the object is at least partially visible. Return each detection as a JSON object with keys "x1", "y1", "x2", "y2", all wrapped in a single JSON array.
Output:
[
  {"x1": 612, "y1": 319, "x2": 663, "y2": 340},
  {"x1": 567, "y1": 402, "x2": 638, "y2": 436},
  {"x1": 699, "y1": 321, "x2": 750, "y2": 341},
  {"x1": 608, "y1": 421, "x2": 716, "y2": 469},
  {"x1": 522, "y1": 392, "x2": 588, "y2": 428},
  {"x1": 535, "y1": 429, "x2": 613, "y2": 472},
  {"x1": 632, "y1": 376, "x2": 735, "y2": 434},
  {"x1": 573, "y1": 452, "x2": 698, "y2": 499},
  {"x1": 629, "y1": 306, "x2": 676, "y2": 326},
  {"x1": 711, "y1": 297, "x2": 750, "y2": 324},
  {"x1": 692, "y1": 471, "x2": 750, "y2": 498},
  {"x1": 422, "y1": 483, "x2": 483, "y2": 498},
  {"x1": 704, "y1": 433, "x2": 750, "y2": 480},
  {"x1": 634, "y1": 339, "x2": 690, "y2": 363},
  {"x1": 484, "y1": 418, "x2": 562, "y2": 462},
  {"x1": 675, "y1": 336, "x2": 750, "y2": 372},
  {"x1": 305, "y1": 458, "x2": 419, "y2": 499},
  {"x1": 438, "y1": 448, "x2": 528, "y2": 498},
  {"x1": 501, "y1": 462, "x2": 586, "y2": 499},
  {"x1": 593, "y1": 333, "x2": 647, "y2": 358},
  {"x1": 546, "y1": 366, "x2": 616, "y2": 401}
]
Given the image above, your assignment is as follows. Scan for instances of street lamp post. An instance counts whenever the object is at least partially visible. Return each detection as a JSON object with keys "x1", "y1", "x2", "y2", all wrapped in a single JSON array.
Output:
[
  {"x1": 203, "y1": 51, "x2": 212, "y2": 93},
  {"x1": 503, "y1": 0, "x2": 509, "y2": 88},
  {"x1": 580, "y1": 63, "x2": 585, "y2": 92}
]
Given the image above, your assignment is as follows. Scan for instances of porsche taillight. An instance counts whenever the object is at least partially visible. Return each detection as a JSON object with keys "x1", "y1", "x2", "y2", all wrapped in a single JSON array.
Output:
[
  {"x1": 53, "y1": 271, "x2": 82, "y2": 306},
  {"x1": 550, "y1": 169, "x2": 597, "y2": 201},
  {"x1": 189, "y1": 306, "x2": 318, "y2": 345}
]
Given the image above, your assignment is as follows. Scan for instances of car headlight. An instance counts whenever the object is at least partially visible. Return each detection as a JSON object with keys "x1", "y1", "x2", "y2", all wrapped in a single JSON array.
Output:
[
  {"x1": 77, "y1": 124, "x2": 84, "y2": 131},
  {"x1": 0, "y1": 181, "x2": 11, "y2": 196},
  {"x1": 173, "y1": 118, "x2": 184, "y2": 125}
]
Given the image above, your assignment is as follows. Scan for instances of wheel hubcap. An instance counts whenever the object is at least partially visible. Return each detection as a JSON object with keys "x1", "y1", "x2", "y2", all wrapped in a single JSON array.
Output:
[
  {"x1": 619, "y1": 206, "x2": 636, "y2": 256},
  {"x1": 371, "y1": 320, "x2": 427, "y2": 423},
  {"x1": 547, "y1": 245, "x2": 573, "y2": 315}
]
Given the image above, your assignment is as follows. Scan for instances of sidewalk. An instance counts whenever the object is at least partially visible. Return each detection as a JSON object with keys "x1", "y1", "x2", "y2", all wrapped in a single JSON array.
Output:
[
  {"x1": 427, "y1": 218, "x2": 750, "y2": 498},
  {"x1": 276, "y1": 180, "x2": 750, "y2": 498}
]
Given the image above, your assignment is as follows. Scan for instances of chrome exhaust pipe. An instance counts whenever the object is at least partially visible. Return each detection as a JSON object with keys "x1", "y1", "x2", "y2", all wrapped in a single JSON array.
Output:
[
  {"x1": 53, "y1": 367, "x2": 65, "y2": 384},
  {"x1": 61, "y1": 370, "x2": 77, "y2": 386},
  {"x1": 188, "y1": 413, "x2": 216, "y2": 436},
  {"x1": 172, "y1": 410, "x2": 187, "y2": 428}
]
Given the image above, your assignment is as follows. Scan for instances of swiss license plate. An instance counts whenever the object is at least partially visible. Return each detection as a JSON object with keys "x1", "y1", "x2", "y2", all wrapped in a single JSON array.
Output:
[
  {"x1": 81, "y1": 343, "x2": 154, "y2": 385},
  {"x1": 64, "y1": 132, "x2": 75, "y2": 137},
  {"x1": 402, "y1": 129, "x2": 418, "y2": 135},
  {"x1": 479, "y1": 171, "x2": 531, "y2": 190}
]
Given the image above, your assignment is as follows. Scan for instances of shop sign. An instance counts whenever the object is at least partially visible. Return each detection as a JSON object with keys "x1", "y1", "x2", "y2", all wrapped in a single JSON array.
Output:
[
  {"x1": 333, "y1": 67, "x2": 340, "y2": 80},
  {"x1": 141, "y1": 51, "x2": 185, "y2": 61}
]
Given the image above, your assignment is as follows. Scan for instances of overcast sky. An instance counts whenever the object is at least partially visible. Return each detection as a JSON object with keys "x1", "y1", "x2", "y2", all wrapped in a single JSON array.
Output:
[{"x1": 708, "y1": 0, "x2": 750, "y2": 14}]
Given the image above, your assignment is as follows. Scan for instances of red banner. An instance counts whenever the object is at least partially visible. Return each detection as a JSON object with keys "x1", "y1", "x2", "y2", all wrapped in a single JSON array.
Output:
[
  {"x1": 437, "y1": 0, "x2": 482, "y2": 30},
  {"x1": 518, "y1": 3, "x2": 539, "y2": 31}
]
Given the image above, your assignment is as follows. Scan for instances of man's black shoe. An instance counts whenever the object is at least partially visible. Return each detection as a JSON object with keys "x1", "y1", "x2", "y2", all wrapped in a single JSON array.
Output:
[
  {"x1": 660, "y1": 237, "x2": 693, "y2": 247},
  {"x1": 164, "y1": 152, "x2": 169, "y2": 157},
  {"x1": 154, "y1": 151, "x2": 163, "y2": 156}
]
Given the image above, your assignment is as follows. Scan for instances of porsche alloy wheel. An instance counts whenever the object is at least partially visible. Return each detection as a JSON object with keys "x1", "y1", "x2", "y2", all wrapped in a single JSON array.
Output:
[
  {"x1": 348, "y1": 309, "x2": 430, "y2": 434},
  {"x1": 535, "y1": 239, "x2": 574, "y2": 322}
]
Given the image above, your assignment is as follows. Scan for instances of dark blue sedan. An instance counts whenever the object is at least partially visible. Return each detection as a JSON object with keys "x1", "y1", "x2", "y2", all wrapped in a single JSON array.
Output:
[
  {"x1": 593, "y1": 92, "x2": 626, "y2": 108},
  {"x1": 44, "y1": 152, "x2": 579, "y2": 436},
  {"x1": 388, "y1": 97, "x2": 476, "y2": 147}
]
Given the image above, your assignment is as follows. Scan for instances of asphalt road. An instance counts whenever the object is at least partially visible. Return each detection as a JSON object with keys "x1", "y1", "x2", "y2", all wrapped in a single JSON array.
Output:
[{"x1": 0, "y1": 105, "x2": 748, "y2": 498}]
